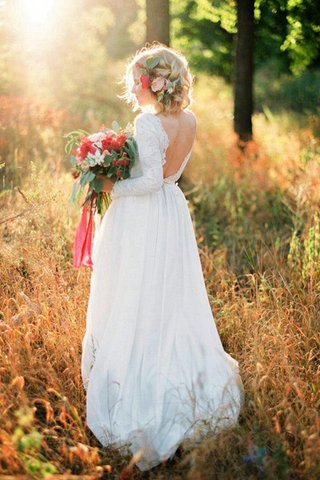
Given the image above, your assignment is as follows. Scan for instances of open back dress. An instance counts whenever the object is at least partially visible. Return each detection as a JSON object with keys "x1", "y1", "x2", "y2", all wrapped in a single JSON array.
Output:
[{"x1": 81, "y1": 111, "x2": 244, "y2": 471}]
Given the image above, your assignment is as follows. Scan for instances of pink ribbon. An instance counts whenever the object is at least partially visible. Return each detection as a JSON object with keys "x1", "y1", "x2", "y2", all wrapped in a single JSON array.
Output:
[{"x1": 73, "y1": 192, "x2": 96, "y2": 269}]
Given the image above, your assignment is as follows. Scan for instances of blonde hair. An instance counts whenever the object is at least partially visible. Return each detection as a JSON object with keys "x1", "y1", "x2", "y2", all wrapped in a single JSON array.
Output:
[{"x1": 118, "y1": 42, "x2": 194, "y2": 114}]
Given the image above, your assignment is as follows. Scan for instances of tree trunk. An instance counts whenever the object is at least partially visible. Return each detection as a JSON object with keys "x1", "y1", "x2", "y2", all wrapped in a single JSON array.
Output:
[
  {"x1": 146, "y1": 0, "x2": 170, "y2": 46},
  {"x1": 234, "y1": 0, "x2": 254, "y2": 141}
]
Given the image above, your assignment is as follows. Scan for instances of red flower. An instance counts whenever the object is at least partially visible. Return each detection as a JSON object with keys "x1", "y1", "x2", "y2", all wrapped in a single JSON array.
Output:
[
  {"x1": 116, "y1": 132, "x2": 127, "y2": 149},
  {"x1": 102, "y1": 137, "x2": 114, "y2": 150},
  {"x1": 102, "y1": 132, "x2": 127, "y2": 153},
  {"x1": 79, "y1": 140, "x2": 96, "y2": 159},
  {"x1": 140, "y1": 74, "x2": 149, "y2": 89},
  {"x1": 117, "y1": 157, "x2": 129, "y2": 166}
]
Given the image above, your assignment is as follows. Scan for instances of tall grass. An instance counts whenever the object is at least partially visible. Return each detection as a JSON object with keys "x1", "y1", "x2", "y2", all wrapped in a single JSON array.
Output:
[{"x1": 0, "y1": 73, "x2": 319, "y2": 479}]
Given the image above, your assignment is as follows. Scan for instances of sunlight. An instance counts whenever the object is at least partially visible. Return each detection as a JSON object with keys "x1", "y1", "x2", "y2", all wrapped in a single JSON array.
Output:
[
  {"x1": 20, "y1": 0, "x2": 55, "y2": 25},
  {"x1": 7, "y1": 0, "x2": 59, "y2": 46}
]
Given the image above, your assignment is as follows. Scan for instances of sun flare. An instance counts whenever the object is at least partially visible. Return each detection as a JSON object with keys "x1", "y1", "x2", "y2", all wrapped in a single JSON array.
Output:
[{"x1": 20, "y1": 0, "x2": 55, "y2": 25}]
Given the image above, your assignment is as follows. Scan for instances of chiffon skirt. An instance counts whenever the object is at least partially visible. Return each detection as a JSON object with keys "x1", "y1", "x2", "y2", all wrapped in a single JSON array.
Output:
[{"x1": 81, "y1": 182, "x2": 244, "y2": 471}]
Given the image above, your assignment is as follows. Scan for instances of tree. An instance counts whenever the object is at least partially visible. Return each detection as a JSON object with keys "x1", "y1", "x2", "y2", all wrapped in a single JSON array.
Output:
[
  {"x1": 146, "y1": 0, "x2": 170, "y2": 46},
  {"x1": 233, "y1": 0, "x2": 254, "y2": 141},
  {"x1": 172, "y1": 0, "x2": 320, "y2": 77}
]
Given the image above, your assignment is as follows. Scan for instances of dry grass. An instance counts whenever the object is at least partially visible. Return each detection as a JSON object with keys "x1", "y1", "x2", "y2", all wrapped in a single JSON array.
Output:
[{"x1": 0, "y1": 75, "x2": 319, "y2": 479}]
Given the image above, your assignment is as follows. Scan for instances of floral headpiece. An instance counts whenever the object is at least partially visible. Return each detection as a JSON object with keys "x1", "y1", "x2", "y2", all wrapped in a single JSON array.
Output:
[{"x1": 137, "y1": 56, "x2": 182, "y2": 107}]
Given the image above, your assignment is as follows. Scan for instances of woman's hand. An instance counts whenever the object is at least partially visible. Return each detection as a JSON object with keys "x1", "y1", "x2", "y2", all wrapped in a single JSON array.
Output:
[{"x1": 96, "y1": 175, "x2": 116, "y2": 193}]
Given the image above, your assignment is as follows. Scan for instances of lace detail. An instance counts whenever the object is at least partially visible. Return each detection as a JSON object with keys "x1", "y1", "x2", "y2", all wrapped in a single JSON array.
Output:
[
  {"x1": 110, "y1": 113, "x2": 164, "y2": 198},
  {"x1": 163, "y1": 150, "x2": 192, "y2": 184},
  {"x1": 153, "y1": 114, "x2": 169, "y2": 165},
  {"x1": 110, "y1": 112, "x2": 193, "y2": 196},
  {"x1": 153, "y1": 113, "x2": 193, "y2": 184}
]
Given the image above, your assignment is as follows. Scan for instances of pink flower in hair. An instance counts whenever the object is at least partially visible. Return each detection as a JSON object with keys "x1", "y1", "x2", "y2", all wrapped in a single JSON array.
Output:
[
  {"x1": 151, "y1": 76, "x2": 166, "y2": 92},
  {"x1": 140, "y1": 74, "x2": 149, "y2": 89}
]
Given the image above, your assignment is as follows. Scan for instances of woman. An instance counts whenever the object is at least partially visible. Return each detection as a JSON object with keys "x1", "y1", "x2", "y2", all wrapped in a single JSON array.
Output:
[{"x1": 81, "y1": 42, "x2": 244, "y2": 471}]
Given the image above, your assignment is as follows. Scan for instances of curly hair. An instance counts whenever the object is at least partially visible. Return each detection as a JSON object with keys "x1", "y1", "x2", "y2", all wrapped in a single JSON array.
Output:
[{"x1": 118, "y1": 42, "x2": 194, "y2": 114}]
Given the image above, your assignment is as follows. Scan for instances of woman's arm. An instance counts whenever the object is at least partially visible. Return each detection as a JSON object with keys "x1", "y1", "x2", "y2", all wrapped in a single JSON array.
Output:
[{"x1": 110, "y1": 114, "x2": 164, "y2": 199}]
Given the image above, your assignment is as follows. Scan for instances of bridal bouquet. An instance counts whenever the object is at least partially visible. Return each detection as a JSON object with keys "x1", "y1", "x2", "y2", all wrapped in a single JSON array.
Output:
[{"x1": 64, "y1": 121, "x2": 137, "y2": 269}]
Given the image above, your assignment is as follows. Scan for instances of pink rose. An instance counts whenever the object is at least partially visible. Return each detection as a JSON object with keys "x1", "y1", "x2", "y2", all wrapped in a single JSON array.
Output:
[{"x1": 151, "y1": 76, "x2": 166, "y2": 92}]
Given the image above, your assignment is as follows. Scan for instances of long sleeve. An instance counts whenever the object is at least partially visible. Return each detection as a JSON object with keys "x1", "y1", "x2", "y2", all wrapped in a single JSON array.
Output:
[{"x1": 110, "y1": 114, "x2": 164, "y2": 199}]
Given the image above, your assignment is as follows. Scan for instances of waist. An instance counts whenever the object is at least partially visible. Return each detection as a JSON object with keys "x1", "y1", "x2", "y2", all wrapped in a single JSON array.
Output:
[{"x1": 162, "y1": 180, "x2": 179, "y2": 188}]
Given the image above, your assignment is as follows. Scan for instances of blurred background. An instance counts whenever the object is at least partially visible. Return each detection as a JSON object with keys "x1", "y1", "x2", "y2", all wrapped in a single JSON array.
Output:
[{"x1": 0, "y1": 2, "x2": 320, "y2": 479}]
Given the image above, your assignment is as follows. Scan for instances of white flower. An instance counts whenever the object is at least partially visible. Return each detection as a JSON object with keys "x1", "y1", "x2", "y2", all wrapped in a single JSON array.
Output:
[
  {"x1": 87, "y1": 151, "x2": 105, "y2": 166},
  {"x1": 88, "y1": 132, "x2": 106, "y2": 142}
]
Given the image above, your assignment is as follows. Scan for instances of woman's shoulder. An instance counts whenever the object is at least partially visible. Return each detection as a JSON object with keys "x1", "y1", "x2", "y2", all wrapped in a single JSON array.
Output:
[
  {"x1": 184, "y1": 108, "x2": 197, "y2": 127},
  {"x1": 134, "y1": 111, "x2": 158, "y2": 126}
]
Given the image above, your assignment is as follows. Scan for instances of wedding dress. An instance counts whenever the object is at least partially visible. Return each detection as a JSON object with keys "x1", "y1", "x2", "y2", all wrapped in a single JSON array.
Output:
[{"x1": 81, "y1": 111, "x2": 244, "y2": 471}]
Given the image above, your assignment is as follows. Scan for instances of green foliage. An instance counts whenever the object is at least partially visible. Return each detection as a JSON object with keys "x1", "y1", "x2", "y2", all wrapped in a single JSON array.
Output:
[
  {"x1": 172, "y1": 0, "x2": 235, "y2": 79},
  {"x1": 146, "y1": 56, "x2": 161, "y2": 69},
  {"x1": 186, "y1": 174, "x2": 293, "y2": 276},
  {"x1": 12, "y1": 405, "x2": 57, "y2": 478},
  {"x1": 280, "y1": 0, "x2": 320, "y2": 75},
  {"x1": 254, "y1": 59, "x2": 320, "y2": 114},
  {"x1": 287, "y1": 212, "x2": 320, "y2": 286},
  {"x1": 63, "y1": 129, "x2": 90, "y2": 155},
  {"x1": 172, "y1": 0, "x2": 320, "y2": 81}
]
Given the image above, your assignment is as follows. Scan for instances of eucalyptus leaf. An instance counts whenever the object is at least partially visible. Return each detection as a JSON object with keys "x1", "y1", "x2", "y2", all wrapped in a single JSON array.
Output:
[
  {"x1": 90, "y1": 177, "x2": 103, "y2": 193},
  {"x1": 146, "y1": 56, "x2": 161, "y2": 69},
  {"x1": 69, "y1": 179, "x2": 84, "y2": 207},
  {"x1": 80, "y1": 171, "x2": 93, "y2": 187},
  {"x1": 112, "y1": 121, "x2": 120, "y2": 133},
  {"x1": 86, "y1": 171, "x2": 96, "y2": 182},
  {"x1": 69, "y1": 179, "x2": 80, "y2": 204}
]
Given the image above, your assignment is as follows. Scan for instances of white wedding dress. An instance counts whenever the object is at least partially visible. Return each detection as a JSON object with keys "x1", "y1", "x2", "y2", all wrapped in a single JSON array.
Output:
[{"x1": 81, "y1": 111, "x2": 244, "y2": 471}]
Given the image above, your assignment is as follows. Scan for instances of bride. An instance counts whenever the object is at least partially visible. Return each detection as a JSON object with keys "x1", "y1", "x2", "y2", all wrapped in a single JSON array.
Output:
[{"x1": 81, "y1": 42, "x2": 244, "y2": 471}]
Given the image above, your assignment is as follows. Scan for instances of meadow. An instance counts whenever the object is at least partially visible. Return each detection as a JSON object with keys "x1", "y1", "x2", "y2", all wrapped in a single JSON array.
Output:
[{"x1": 0, "y1": 73, "x2": 319, "y2": 479}]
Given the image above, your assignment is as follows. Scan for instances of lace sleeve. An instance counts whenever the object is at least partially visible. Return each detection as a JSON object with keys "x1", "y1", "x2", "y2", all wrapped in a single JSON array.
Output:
[{"x1": 110, "y1": 113, "x2": 164, "y2": 199}]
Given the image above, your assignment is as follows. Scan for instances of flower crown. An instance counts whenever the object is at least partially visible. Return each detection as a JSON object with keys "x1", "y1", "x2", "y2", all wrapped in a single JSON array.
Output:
[{"x1": 137, "y1": 56, "x2": 182, "y2": 107}]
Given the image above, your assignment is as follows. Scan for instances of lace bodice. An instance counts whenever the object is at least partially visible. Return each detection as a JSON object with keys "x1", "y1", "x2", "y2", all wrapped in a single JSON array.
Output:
[
  {"x1": 153, "y1": 114, "x2": 192, "y2": 184},
  {"x1": 110, "y1": 112, "x2": 192, "y2": 199}
]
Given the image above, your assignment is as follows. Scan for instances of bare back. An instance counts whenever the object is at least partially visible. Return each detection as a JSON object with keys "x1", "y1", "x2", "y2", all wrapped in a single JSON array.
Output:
[{"x1": 155, "y1": 109, "x2": 197, "y2": 178}]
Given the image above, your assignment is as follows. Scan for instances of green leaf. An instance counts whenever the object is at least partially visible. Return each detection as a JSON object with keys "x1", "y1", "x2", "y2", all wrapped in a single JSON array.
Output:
[
  {"x1": 63, "y1": 129, "x2": 89, "y2": 138},
  {"x1": 80, "y1": 170, "x2": 94, "y2": 187},
  {"x1": 81, "y1": 189, "x2": 94, "y2": 208},
  {"x1": 69, "y1": 179, "x2": 80, "y2": 204},
  {"x1": 112, "y1": 121, "x2": 120, "y2": 133},
  {"x1": 63, "y1": 129, "x2": 90, "y2": 154},
  {"x1": 86, "y1": 171, "x2": 96, "y2": 182},
  {"x1": 103, "y1": 156, "x2": 113, "y2": 166},
  {"x1": 90, "y1": 177, "x2": 103, "y2": 193},
  {"x1": 146, "y1": 56, "x2": 161, "y2": 69}
]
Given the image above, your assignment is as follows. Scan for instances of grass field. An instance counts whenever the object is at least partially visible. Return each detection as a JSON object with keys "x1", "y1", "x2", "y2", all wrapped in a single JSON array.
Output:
[{"x1": 0, "y1": 74, "x2": 319, "y2": 479}]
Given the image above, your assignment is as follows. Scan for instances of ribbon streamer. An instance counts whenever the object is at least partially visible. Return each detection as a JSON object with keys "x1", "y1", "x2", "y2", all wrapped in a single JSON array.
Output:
[{"x1": 73, "y1": 191, "x2": 97, "y2": 269}]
